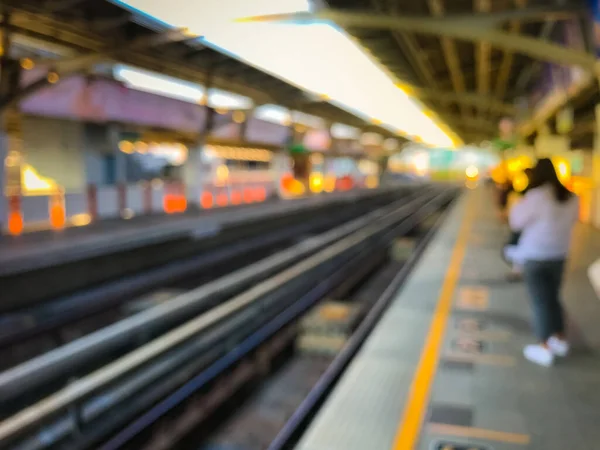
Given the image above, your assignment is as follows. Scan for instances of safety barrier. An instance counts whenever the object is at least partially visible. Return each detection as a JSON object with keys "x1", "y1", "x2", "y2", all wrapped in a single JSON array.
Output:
[{"x1": 2, "y1": 180, "x2": 277, "y2": 236}]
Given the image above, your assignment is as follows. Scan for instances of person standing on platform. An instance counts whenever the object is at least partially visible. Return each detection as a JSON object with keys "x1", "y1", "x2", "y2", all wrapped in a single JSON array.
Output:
[
  {"x1": 503, "y1": 167, "x2": 534, "y2": 281},
  {"x1": 508, "y1": 158, "x2": 579, "y2": 366}
]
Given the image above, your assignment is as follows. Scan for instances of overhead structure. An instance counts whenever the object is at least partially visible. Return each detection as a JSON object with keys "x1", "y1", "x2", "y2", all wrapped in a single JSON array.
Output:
[
  {"x1": 243, "y1": 0, "x2": 594, "y2": 144},
  {"x1": 0, "y1": 0, "x2": 398, "y2": 140}
]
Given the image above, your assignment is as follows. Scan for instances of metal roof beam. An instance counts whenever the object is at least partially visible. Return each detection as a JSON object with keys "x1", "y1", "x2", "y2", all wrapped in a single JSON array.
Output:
[
  {"x1": 416, "y1": 88, "x2": 518, "y2": 115},
  {"x1": 6, "y1": 9, "x2": 270, "y2": 101},
  {"x1": 515, "y1": 20, "x2": 557, "y2": 92},
  {"x1": 370, "y1": 0, "x2": 438, "y2": 88},
  {"x1": 495, "y1": 0, "x2": 527, "y2": 100},
  {"x1": 90, "y1": 14, "x2": 132, "y2": 32},
  {"x1": 427, "y1": 0, "x2": 467, "y2": 120},
  {"x1": 42, "y1": 0, "x2": 88, "y2": 13},
  {"x1": 272, "y1": 9, "x2": 597, "y2": 71},
  {"x1": 448, "y1": 117, "x2": 497, "y2": 133},
  {"x1": 475, "y1": 0, "x2": 491, "y2": 99},
  {"x1": 250, "y1": 4, "x2": 585, "y2": 27},
  {"x1": 32, "y1": 28, "x2": 200, "y2": 73}
]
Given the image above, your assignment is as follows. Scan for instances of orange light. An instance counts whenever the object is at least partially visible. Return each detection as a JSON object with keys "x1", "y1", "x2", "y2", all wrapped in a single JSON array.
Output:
[
  {"x1": 163, "y1": 195, "x2": 178, "y2": 214},
  {"x1": 365, "y1": 175, "x2": 379, "y2": 189},
  {"x1": 216, "y1": 192, "x2": 229, "y2": 207},
  {"x1": 231, "y1": 190, "x2": 242, "y2": 205},
  {"x1": 175, "y1": 196, "x2": 187, "y2": 213},
  {"x1": 232, "y1": 111, "x2": 246, "y2": 124},
  {"x1": 47, "y1": 72, "x2": 59, "y2": 84},
  {"x1": 309, "y1": 173, "x2": 323, "y2": 193},
  {"x1": 324, "y1": 175, "x2": 336, "y2": 193},
  {"x1": 256, "y1": 187, "x2": 266, "y2": 201},
  {"x1": 337, "y1": 176, "x2": 354, "y2": 191},
  {"x1": 20, "y1": 58, "x2": 35, "y2": 70},
  {"x1": 8, "y1": 212, "x2": 23, "y2": 235},
  {"x1": 49, "y1": 203, "x2": 66, "y2": 229},
  {"x1": 243, "y1": 188, "x2": 254, "y2": 203},
  {"x1": 201, "y1": 191, "x2": 214, "y2": 209}
]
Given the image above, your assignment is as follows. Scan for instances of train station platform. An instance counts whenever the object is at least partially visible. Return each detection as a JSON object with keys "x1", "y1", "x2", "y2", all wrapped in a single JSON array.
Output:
[
  {"x1": 0, "y1": 189, "x2": 388, "y2": 276},
  {"x1": 296, "y1": 187, "x2": 600, "y2": 450}
]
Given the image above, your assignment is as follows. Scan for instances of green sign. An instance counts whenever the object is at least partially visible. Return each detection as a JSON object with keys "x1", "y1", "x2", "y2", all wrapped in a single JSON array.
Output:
[
  {"x1": 492, "y1": 138, "x2": 515, "y2": 152},
  {"x1": 289, "y1": 143, "x2": 308, "y2": 154}
]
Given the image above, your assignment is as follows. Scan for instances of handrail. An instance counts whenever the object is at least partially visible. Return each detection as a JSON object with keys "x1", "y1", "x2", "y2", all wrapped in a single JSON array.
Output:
[
  {"x1": 0, "y1": 190, "x2": 442, "y2": 443},
  {"x1": 0, "y1": 187, "x2": 422, "y2": 404}
]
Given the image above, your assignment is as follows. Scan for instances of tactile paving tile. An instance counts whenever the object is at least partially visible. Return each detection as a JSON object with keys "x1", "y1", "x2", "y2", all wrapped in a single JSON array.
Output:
[
  {"x1": 428, "y1": 404, "x2": 474, "y2": 427},
  {"x1": 440, "y1": 359, "x2": 475, "y2": 373},
  {"x1": 296, "y1": 356, "x2": 414, "y2": 450},
  {"x1": 298, "y1": 196, "x2": 469, "y2": 450}
]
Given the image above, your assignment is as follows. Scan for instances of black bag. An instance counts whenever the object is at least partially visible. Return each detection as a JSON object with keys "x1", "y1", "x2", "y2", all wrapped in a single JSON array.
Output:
[
  {"x1": 507, "y1": 231, "x2": 521, "y2": 246},
  {"x1": 501, "y1": 231, "x2": 521, "y2": 266}
]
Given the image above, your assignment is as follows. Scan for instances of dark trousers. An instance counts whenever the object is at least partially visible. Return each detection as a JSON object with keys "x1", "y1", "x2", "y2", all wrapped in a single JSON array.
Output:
[{"x1": 523, "y1": 260, "x2": 566, "y2": 342}]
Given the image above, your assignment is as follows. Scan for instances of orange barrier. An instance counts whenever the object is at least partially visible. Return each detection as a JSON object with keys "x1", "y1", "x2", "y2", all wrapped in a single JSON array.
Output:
[
  {"x1": 231, "y1": 189, "x2": 242, "y2": 205},
  {"x1": 7, "y1": 194, "x2": 23, "y2": 236},
  {"x1": 216, "y1": 189, "x2": 229, "y2": 207},
  {"x1": 243, "y1": 187, "x2": 254, "y2": 203},
  {"x1": 49, "y1": 192, "x2": 66, "y2": 230},
  {"x1": 200, "y1": 191, "x2": 214, "y2": 209},
  {"x1": 255, "y1": 186, "x2": 266, "y2": 202},
  {"x1": 337, "y1": 176, "x2": 354, "y2": 192},
  {"x1": 163, "y1": 183, "x2": 187, "y2": 214}
]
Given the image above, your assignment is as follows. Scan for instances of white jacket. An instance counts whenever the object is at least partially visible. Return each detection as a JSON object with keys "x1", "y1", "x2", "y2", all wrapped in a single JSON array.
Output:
[{"x1": 508, "y1": 185, "x2": 579, "y2": 262}]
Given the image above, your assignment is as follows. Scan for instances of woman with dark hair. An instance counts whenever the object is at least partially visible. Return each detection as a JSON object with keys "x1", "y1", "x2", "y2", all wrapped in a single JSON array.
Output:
[
  {"x1": 509, "y1": 158, "x2": 579, "y2": 366},
  {"x1": 503, "y1": 167, "x2": 534, "y2": 281}
]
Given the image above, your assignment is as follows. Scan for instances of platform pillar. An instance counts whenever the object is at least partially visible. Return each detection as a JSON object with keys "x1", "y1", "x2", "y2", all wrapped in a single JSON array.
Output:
[
  {"x1": 0, "y1": 127, "x2": 6, "y2": 231},
  {"x1": 592, "y1": 104, "x2": 600, "y2": 228},
  {"x1": 185, "y1": 85, "x2": 216, "y2": 205},
  {"x1": 1, "y1": 16, "x2": 22, "y2": 232},
  {"x1": 183, "y1": 145, "x2": 202, "y2": 203},
  {"x1": 239, "y1": 108, "x2": 254, "y2": 141}
]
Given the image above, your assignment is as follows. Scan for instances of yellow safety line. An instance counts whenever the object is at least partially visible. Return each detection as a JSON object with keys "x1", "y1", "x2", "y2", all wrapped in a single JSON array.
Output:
[
  {"x1": 391, "y1": 194, "x2": 476, "y2": 450},
  {"x1": 427, "y1": 423, "x2": 531, "y2": 445}
]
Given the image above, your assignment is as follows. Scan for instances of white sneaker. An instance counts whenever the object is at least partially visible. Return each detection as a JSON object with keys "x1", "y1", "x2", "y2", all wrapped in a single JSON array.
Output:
[
  {"x1": 547, "y1": 336, "x2": 570, "y2": 357},
  {"x1": 524, "y1": 344, "x2": 554, "y2": 367}
]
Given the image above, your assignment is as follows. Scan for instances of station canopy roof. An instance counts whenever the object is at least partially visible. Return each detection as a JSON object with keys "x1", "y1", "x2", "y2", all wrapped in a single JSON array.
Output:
[
  {"x1": 2, "y1": 0, "x2": 400, "y2": 142},
  {"x1": 4, "y1": 0, "x2": 593, "y2": 148},
  {"x1": 316, "y1": 0, "x2": 593, "y2": 146}
]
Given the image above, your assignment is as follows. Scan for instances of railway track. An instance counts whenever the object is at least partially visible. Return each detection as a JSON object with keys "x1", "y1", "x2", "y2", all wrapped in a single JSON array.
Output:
[
  {"x1": 0, "y1": 185, "x2": 456, "y2": 450},
  {"x1": 0, "y1": 189, "x2": 402, "y2": 371}
]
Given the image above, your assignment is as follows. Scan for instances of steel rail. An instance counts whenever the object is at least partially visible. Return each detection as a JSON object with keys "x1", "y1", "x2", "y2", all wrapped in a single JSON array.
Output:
[
  {"x1": 0, "y1": 187, "x2": 423, "y2": 403},
  {"x1": 0, "y1": 188, "x2": 443, "y2": 445},
  {"x1": 268, "y1": 193, "x2": 456, "y2": 450},
  {"x1": 99, "y1": 191, "x2": 455, "y2": 450}
]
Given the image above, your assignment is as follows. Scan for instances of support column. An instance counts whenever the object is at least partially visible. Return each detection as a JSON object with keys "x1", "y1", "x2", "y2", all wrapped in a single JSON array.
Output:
[
  {"x1": 0, "y1": 126, "x2": 6, "y2": 230},
  {"x1": 239, "y1": 108, "x2": 254, "y2": 141},
  {"x1": 0, "y1": 16, "x2": 23, "y2": 233},
  {"x1": 107, "y1": 124, "x2": 127, "y2": 213},
  {"x1": 592, "y1": 104, "x2": 600, "y2": 228},
  {"x1": 107, "y1": 125, "x2": 126, "y2": 184},
  {"x1": 184, "y1": 81, "x2": 216, "y2": 204}
]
